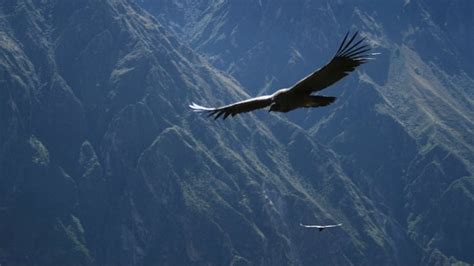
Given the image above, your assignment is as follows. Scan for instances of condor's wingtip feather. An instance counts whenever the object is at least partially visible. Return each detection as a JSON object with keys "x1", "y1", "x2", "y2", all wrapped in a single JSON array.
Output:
[
  {"x1": 336, "y1": 31, "x2": 359, "y2": 56},
  {"x1": 335, "y1": 31, "x2": 350, "y2": 55},
  {"x1": 334, "y1": 31, "x2": 379, "y2": 63},
  {"x1": 189, "y1": 102, "x2": 216, "y2": 112}
]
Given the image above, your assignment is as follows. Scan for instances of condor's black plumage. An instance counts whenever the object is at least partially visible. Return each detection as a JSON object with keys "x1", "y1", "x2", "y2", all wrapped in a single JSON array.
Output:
[{"x1": 190, "y1": 31, "x2": 377, "y2": 120}]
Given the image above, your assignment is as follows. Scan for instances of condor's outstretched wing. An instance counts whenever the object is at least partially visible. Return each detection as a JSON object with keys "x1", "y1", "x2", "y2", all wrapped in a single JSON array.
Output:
[
  {"x1": 189, "y1": 95, "x2": 273, "y2": 120},
  {"x1": 290, "y1": 31, "x2": 376, "y2": 95},
  {"x1": 300, "y1": 223, "x2": 343, "y2": 232}
]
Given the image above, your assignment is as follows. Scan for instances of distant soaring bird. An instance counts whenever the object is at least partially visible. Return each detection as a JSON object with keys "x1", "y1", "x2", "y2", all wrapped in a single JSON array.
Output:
[
  {"x1": 190, "y1": 31, "x2": 377, "y2": 120},
  {"x1": 300, "y1": 223, "x2": 343, "y2": 232}
]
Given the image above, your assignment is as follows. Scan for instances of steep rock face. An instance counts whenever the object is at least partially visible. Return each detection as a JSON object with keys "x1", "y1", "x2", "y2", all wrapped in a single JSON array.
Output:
[
  {"x1": 0, "y1": 0, "x2": 425, "y2": 265},
  {"x1": 140, "y1": 0, "x2": 474, "y2": 263},
  {"x1": 0, "y1": 2, "x2": 89, "y2": 264},
  {"x1": 413, "y1": 176, "x2": 474, "y2": 263},
  {"x1": 314, "y1": 82, "x2": 418, "y2": 223}
]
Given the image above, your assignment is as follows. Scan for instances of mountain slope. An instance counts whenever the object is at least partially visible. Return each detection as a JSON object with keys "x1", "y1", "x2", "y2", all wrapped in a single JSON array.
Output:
[
  {"x1": 0, "y1": 0, "x2": 431, "y2": 265},
  {"x1": 140, "y1": 0, "x2": 474, "y2": 264}
]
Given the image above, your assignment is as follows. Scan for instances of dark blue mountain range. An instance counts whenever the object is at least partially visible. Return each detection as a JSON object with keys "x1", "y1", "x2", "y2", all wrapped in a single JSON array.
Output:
[{"x1": 1, "y1": 0, "x2": 472, "y2": 265}]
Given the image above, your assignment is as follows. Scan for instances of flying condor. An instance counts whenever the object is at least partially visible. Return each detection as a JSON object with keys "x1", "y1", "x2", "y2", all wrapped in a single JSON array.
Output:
[
  {"x1": 190, "y1": 31, "x2": 377, "y2": 119},
  {"x1": 300, "y1": 223, "x2": 343, "y2": 232}
]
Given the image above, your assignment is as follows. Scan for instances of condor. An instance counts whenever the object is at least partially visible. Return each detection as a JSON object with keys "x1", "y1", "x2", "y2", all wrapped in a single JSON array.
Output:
[{"x1": 190, "y1": 31, "x2": 377, "y2": 120}]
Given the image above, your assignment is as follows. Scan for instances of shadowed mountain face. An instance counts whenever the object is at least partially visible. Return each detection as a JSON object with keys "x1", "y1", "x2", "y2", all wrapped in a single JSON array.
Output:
[
  {"x1": 0, "y1": 1, "x2": 472, "y2": 266},
  {"x1": 139, "y1": 0, "x2": 474, "y2": 264}
]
